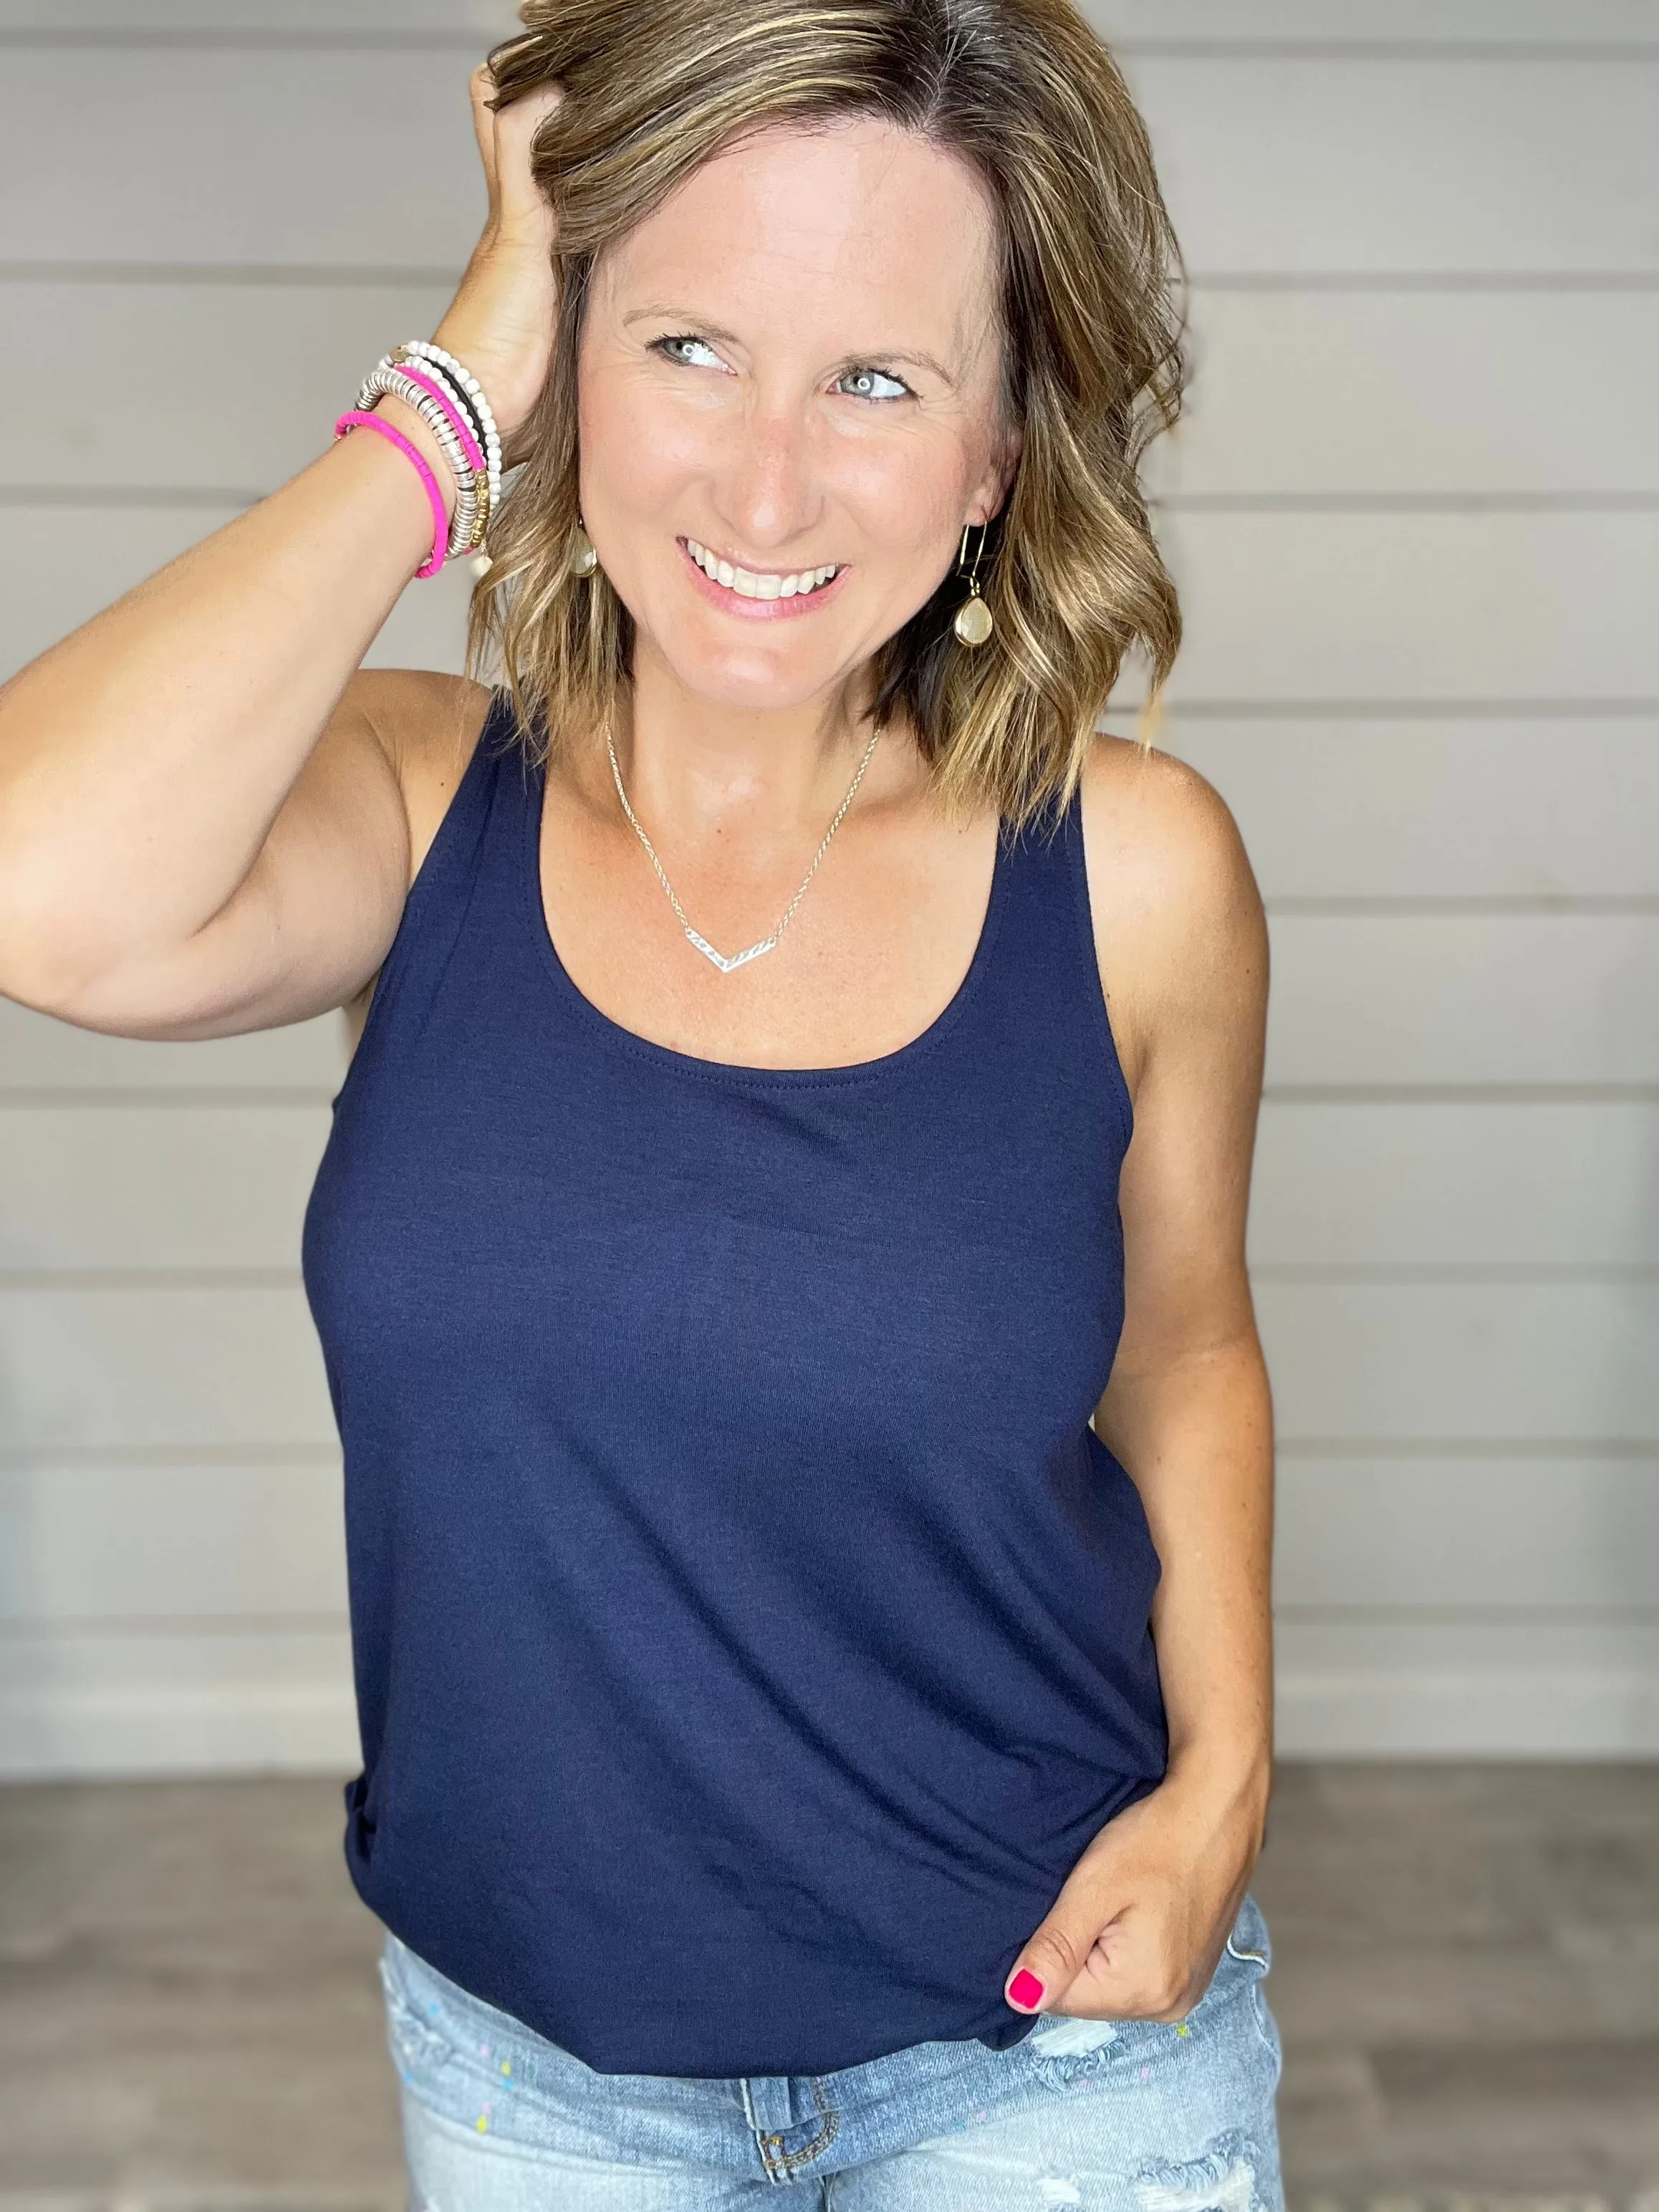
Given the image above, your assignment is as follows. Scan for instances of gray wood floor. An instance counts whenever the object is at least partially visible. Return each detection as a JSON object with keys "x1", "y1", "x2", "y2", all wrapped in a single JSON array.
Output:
[{"x1": 1, "y1": 1763, "x2": 1655, "y2": 2210}]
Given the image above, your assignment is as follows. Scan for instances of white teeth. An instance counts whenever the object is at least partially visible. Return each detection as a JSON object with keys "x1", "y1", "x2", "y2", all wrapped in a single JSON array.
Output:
[{"x1": 686, "y1": 539, "x2": 837, "y2": 600}]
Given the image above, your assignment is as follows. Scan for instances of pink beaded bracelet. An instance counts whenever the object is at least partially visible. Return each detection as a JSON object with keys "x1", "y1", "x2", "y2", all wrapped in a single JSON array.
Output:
[{"x1": 333, "y1": 408, "x2": 450, "y2": 578}]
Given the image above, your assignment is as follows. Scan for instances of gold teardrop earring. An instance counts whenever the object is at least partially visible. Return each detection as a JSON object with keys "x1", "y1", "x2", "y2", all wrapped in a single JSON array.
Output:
[
  {"x1": 951, "y1": 519, "x2": 994, "y2": 648},
  {"x1": 569, "y1": 517, "x2": 599, "y2": 578}
]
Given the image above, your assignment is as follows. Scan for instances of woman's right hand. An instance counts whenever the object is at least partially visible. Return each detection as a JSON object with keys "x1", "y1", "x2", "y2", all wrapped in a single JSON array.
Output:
[{"x1": 428, "y1": 64, "x2": 568, "y2": 448}]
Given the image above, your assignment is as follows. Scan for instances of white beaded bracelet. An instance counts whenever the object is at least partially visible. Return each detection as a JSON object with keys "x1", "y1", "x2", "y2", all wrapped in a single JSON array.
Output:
[
  {"x1": 391, "y1": 347, "x2": 485, "y2": 454},
  {"x1": 398, "y1": 339, "x2": 503, "y2": 514}
]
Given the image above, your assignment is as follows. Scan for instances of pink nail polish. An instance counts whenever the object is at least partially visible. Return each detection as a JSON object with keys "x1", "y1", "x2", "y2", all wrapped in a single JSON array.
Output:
[{"x1": 1008, "y1": 1968, "x2": 1045, "y2": 2010}]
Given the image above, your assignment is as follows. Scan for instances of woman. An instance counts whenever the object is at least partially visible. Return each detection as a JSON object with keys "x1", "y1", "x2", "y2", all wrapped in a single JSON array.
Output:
[{"x1": 0, "y1": 0, "x2": 1279, "y2": 2202}]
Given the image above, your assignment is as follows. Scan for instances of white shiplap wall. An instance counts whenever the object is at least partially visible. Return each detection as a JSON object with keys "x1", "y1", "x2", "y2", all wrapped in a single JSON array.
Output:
[
  {"x1": 1116, "y1": 6, "x2": 1659, "y2": 1754},
  {"x1": 0, "y1": 0, "x2": 1654, "y2": 1774}
]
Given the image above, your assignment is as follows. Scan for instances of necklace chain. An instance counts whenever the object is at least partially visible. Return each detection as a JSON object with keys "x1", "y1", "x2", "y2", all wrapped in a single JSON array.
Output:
[{"x1": 605, "y1": 721, "x2": 883, "y2": 973}]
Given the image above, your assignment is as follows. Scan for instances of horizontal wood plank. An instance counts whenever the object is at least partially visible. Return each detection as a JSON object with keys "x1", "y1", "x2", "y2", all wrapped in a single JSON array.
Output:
[
  {"x1": 0, "y1": 1, "x2": 514, "y2": 29},
  {"x1": 5, "y1": 1447, "x2": 1653, "y2": 1627},
  {"x1": 1092, "y1": 0, "x2": 1658, "y2": 40},
  {"x1": 1124, "y1": 56, "x2": 1659, "y2": 276},
  {"x1": 1275, "y1": 1456, "x2": 1659, "y2": 1612},
  {"x1": 0, "y1": 51, "x2": 486, "y2": 267},
  {"x1": 1263, "y1": 913, "x2": 1659, "y2": 1088},
  {"x1": 1143, "y1": 292, "x2": 1659, "y2": 499},
  {"x1": 0, "y1": 999, "x2": 347, "y2": 1095},
  {"x1": 0, "y1": 1625, "x2": 357, "y2": 1779},
  {"x1": 1275, "y1": 1617, "x2": 1659, "y2": 1756},
  {"x1": 0, "y1": 1458, "x2": 346, "y2": 1622},
  {"x1": 0, "y1": 1285, "x2": 335, "y2": 1452},
  {"x1": 1145, "y1": 509, "x2": 1658, "y2": 705},
  {"x1": 1157, "y1": 717, "x2": 1659, "y2": 900},
  {"x1": 8, "y1": 279, "x2": 455, "y2": 495},
  {"x1": 1249, "y1": 1100, "x2": 1659, "y2": 1269},
  {"x1": 1257, "y1": 1279, "x2": 1659, "y2": 1444},
  {"x1": 1, "y1": 1617, "x2": 1652, "y2": 1777},
  {"x1": 0, "y1": 1104, "x2": 331, "y2": 1269}
]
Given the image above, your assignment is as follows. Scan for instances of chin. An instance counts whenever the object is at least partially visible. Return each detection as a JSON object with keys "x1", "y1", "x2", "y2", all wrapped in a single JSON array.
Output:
[{"x1": 648, "y1": 624, "x2": 852, "y2": 715}]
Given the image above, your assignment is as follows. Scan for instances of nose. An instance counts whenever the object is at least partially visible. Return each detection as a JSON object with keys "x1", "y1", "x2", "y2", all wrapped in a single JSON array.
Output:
[{"x1": 708, "y1": 393, "x2": 822, "y2": 555}]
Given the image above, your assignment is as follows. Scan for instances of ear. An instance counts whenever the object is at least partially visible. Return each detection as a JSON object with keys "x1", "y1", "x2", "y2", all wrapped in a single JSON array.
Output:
[{"x1": 967, "y1": 421, "x2": 1024, "y2": 528}]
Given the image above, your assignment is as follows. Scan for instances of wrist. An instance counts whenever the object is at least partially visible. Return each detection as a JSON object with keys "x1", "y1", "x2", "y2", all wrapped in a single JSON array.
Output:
[
  {"x1": 428, "y1": 314, "x2": 535, "y2": 448},
  {"x1": 1161, "y1": 1737, "x2": 1272, "y2": 1836}
]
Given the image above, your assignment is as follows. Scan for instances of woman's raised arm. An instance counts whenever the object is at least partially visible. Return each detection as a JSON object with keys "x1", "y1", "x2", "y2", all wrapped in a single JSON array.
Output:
[{"x1": 0, "y1": 66, "x2": 562, "y2": 1042}]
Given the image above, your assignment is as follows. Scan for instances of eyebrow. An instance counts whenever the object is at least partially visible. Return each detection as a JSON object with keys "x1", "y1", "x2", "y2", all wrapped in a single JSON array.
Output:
[{"x1": 620, "y1": 304, "x2": 958, "y2": 388}]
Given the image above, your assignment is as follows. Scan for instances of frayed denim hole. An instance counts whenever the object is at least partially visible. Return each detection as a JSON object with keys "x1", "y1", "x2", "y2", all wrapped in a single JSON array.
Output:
[
  {"x1": 1024, "y1": 2011, "x2": 1142, "y2": 2092},
  {"x1": 1133, "y1": 2127, "x2": 1268, "y2": 2212},
  {"x1": 1029, "y1": 2014, "x2": 1121, "y2": 2059}
]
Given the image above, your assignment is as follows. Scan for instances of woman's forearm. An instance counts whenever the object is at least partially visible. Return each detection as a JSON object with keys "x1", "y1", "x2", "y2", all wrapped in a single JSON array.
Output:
[
  {"x1": 1003, "y1": 1329, "x2": 1276, "y2": 2019},
  {"x1": 0, "y1": 394, "x2": 448, "y2": 1011},
  {"x1": 0, "y1": 69, "x2": 566, "y2": 1026},
  {"x1": 1096, "y1": 1330, "x2": 1275, "y2": 1816}
]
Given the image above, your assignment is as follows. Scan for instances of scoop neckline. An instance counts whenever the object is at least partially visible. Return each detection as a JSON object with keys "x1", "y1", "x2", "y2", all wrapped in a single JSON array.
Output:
[{"x1": 519, "y1": 745, "x2": 1011, "y2": 1090}]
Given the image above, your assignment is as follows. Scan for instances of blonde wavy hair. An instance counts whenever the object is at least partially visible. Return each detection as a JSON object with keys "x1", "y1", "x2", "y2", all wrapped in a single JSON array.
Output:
[{"x1": 468, "y1": 0, "x2": 1187, "y2": 831}]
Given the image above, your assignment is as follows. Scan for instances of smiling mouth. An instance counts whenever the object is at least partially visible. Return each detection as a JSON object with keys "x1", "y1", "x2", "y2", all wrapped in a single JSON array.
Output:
[{"x1": 682, "y1": 537, "x2": 842, "y2": 601}]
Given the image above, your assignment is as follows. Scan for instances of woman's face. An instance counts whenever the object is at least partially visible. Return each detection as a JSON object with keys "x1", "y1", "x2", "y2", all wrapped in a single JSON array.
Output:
[{"x1": 577, "y1": 116, "x2": 1019, "y2": 718}]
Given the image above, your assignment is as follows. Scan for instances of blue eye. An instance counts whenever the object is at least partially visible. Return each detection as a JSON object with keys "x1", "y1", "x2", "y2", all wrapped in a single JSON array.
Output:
[
  {"x1": 651, "y1": 335, "x2": 913, "y2": 403},
  {"x1": 653, "y1": 334, "x2": 724, "y2": 369},
  {"x1": 837, "y1": 365, "x2": 913, "y2": 402}
]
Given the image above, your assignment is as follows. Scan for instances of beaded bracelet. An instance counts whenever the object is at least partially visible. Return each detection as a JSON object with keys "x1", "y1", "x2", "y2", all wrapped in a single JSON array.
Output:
[
  {"x1": 399, "y1": 340, "x2": 503, "y2": 516},
  {"x1": 388, "y1": 352, "x2": 494, "y2": 552},
  {"x1": 355, "y1": 365, "x2": 479, "y2": 557},
  {"x1": 395, "y1": 362, "x2": 486, "y2": 479},
  {"x1": 391, "y1": 347, "x2": 486, "y2": 462},
  {"x1": 332, "y1": 409, "x2": 449, "y2": 578},
  {"x1": 356, "y1": 367, "x2": 473, "y2": 553},
  {"x1": 388, "y1": 362, "x2": 493, "y2": 555},
  {"x1": 344, "y1": 342, "x2": 504, "y2": 575}
]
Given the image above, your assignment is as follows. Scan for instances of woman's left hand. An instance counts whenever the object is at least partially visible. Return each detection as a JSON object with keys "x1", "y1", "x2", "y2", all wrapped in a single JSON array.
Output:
[{"x1": 1003, "y1": 1756, "x2": 1269, "y2": 2022}]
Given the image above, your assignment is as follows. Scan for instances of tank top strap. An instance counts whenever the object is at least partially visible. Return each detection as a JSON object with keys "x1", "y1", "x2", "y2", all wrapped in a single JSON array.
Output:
[
  {"x1": 345, "y1": 688, "x2": 535, "y2": 1082},
  {"x1": 384, "y1": 688, "x2": 527, "y2": 926},
  {"x1": 968, "y1": 779, "x2": 1130, "y2": 1140},
  {"x1": 991, "y1": 782, "x2": 1095, "y2": 964}
]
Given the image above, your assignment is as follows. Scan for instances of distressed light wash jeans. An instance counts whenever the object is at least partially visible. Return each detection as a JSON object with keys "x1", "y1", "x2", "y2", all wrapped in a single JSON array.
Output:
[{"x1": 380, "y1": 1895, "x2": 1284, "y2": 2211}]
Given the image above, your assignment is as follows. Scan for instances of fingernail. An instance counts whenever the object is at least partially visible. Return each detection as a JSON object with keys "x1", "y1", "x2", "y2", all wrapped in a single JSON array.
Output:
[{"x1": 1008, "y1": 1968, "x2": 1045, "y2": 2011}]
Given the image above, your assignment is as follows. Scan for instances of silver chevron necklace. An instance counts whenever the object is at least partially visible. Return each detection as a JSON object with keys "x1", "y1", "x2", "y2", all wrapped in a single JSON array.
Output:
[{"x1": 605, "y1": 722, "x2": 883, "y2": 974}]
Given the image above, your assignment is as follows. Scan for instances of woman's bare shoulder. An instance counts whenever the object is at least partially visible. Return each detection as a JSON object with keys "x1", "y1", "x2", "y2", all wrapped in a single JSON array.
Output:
[
  {"x1": 1079, "y1": 731, "x2": 1260, "y2": 939},
  {"x1": 1075, "y1": 730, "x2": 1266, "y2": 1085},
  {"x1": 344, "y1": 668, "x2": 498, "y2": 885}
]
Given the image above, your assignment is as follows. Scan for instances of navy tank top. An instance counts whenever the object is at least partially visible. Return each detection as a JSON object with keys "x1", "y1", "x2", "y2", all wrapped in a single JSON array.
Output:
[{"x1": 302, "y1": 689, "x2": 1167, "y2": 2079}]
